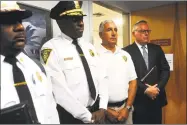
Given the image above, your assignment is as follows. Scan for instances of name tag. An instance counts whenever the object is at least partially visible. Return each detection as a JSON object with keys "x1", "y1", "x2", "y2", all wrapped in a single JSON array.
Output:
[{"x1": 64, "y1": 57, "x2": 73, "y2": 61}]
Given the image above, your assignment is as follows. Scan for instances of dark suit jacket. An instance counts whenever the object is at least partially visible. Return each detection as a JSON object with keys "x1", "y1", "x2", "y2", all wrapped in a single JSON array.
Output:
[{"x1": 123, "y1": 42, "x2": 170, "y2": 108}]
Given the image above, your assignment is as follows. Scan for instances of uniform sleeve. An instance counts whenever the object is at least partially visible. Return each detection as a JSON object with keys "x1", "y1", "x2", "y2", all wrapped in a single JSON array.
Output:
[
  {"x1": 94, "y1": 49, "x2": 108, "y2": 110},
  {"x1": 157, "y1": 46, "x2": 170, "y2": 89},
  {"x1": 123, "y1": 48, "x2": 147, "y2": 94},
  {"x1": 40, "y1": 46, "x2": 92, "y2": 123},
  {"x1": 39, "y1": 71, "x2": 60, "y2": 124},
  {"x1": 97, "y1": 59, "x2": 108, "y2": 110},
  {"x1": 127, "y1": 54, "x2": 137, "y2": 82}
]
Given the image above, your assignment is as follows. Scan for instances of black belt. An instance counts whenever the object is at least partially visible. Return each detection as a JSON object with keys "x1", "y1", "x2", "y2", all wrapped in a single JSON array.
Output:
[
  {"x1": 87, "y1": 97, "x2": 100, "y2": 113},
  {"x1": 87, "y1": 106, "x2": 92, "y2": 112},
  {"x1": 108, "y1": 98, "x2": 127, "y2": 107},
  {"x1": 86, "y1": 104, "x2": 99, "y2": 113}
]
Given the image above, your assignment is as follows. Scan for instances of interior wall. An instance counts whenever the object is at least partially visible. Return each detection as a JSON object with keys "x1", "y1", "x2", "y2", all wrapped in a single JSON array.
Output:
[
  {"x1": 19, "y1": 1, "x2": 92, "y2": 42},
  {"x1": 92, "y1": 2, "x2": 125, "y2": 49},
  {"x1": 130, "y1": 2, "x2": 186, "y2": 124}
]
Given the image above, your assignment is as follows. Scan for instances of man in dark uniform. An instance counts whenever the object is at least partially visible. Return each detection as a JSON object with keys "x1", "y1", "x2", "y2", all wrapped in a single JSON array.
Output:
[{"x1": 123, "y1": 20, "x2": 170, "y2": 124}]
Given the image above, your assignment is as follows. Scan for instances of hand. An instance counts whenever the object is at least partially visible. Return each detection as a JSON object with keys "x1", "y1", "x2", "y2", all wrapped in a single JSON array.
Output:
[
  {"x1": 117, "y1": 108, "x2": 129, "y2": 123},
  {"x1": 145, "y1": 84, "x2": 160, "y2": 100},
  {"x1": 91, "y1": 108, "x2": 106, "y2": 124},
  {"x1": 106, "y1": 108, "x2": 119, "y2": 123}
]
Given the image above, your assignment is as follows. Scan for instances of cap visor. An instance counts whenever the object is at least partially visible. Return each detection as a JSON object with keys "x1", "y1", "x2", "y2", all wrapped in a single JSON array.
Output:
[{"x1": 0, "y1": 10, "x2": 32, "y2": 20}]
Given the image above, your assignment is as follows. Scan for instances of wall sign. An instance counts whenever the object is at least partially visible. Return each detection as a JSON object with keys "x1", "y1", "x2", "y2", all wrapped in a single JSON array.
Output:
[{"x1": 150, "y1": 39, "x2": 171, "y2": 46}]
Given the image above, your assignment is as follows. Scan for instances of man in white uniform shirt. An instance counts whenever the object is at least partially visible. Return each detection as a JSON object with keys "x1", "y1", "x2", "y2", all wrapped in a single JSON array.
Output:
[
  {"x1": 40, "y1": 1, "x2": 108, "y2": 124},
  {"x1": 0, "y1": 1, "x2": 59, "y2": 124},
  {"x1": 97, "y1": 20, "x2": 137, "y2": 124}
]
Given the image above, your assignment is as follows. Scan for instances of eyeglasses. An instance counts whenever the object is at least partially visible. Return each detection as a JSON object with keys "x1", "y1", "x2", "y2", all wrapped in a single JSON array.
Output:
[{"x1": 135, "y1": 30, "x2": 151, "y2": 34}]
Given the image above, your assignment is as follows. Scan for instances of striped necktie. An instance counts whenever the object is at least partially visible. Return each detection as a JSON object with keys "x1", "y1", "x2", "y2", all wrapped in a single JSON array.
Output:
[{"x1": 141, "y1": 45, "x2": 149, "y2": 69}]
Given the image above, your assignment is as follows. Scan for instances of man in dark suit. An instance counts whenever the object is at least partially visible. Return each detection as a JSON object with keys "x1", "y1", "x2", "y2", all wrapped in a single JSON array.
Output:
[{"x1": 123, "y1": 20, "x2": 170, "y2": 124}]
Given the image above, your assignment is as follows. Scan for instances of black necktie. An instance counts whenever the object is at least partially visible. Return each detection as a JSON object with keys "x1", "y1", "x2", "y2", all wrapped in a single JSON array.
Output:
[
  {"x1": 72, "y1": 39, "x2": 96, "y2": 100},
  {"x1": 4, "y1": 56, "x2": 39, "y2": 124}
]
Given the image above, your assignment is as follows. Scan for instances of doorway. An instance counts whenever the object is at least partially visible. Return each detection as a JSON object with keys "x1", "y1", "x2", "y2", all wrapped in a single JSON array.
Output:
[{"x1": 92, "y1": 2, "x2": 129, "y2": 49}]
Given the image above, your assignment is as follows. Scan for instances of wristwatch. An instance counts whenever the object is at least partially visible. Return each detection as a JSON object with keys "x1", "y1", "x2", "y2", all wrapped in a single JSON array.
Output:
[{"x1": 125, "y1": 105, "x2": 132, "y2": 111}]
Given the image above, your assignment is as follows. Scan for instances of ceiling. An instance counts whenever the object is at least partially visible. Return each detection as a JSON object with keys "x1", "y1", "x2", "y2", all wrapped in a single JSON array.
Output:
[
  {"x1": 92, "y1": 1, "x2": 177, "y2": 32},
  {"x1": 92, "y1": 1, "x2": 177, "y2": 48},
  {"x1": 98, "y1": 1, "x2": 176, "y2": 13},
  {"x1": 93, "y1": 3, "x2": 123, "y2": 32}
]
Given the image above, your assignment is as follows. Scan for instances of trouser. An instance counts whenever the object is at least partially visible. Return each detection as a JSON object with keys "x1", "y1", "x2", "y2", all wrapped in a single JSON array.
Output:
[
  {"x1": 56, "y1": 104, "x2": 84, "y2": 124},
  {"x1": 56, "y1": 99, "x2": 99, "y2": 124},
  {"x1": 105, "y1": 99, "x2": 134, "y2": 124},
  {"x1": 133, "y1": 105, "x2": 162, "y2": 124}
]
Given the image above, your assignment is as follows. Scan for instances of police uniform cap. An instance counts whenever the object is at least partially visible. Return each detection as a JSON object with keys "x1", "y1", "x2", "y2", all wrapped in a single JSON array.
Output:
[
  {"x1": 50, "y1": 1, "x2": 86, "y2": 20},
  {"x1": 0, "y1": 1, "x2": 32, "y2": 23}
]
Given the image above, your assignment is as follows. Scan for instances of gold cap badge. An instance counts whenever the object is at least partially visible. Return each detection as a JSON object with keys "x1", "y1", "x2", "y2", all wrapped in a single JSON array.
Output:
[{"x1": 74, "y1": 1, "x2": 80, "y2": 9}]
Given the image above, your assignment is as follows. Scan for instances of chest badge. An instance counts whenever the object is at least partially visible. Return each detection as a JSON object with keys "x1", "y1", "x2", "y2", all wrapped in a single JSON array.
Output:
[
  {"x1": 122, "y1": 56, "x2": 127, "y2": 62},
  {"x1": 89, "y1": 49, "x2": 95, "y2": 57},
  {"x1": 36, "y1": 72, "x2": 42, "y2": 82},
  {"x1": 19, "y1": 58, "x2": 24, "y2": 62}
]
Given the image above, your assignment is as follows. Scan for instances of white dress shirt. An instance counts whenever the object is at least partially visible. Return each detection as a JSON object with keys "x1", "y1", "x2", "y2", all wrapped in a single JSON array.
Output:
[
  {"x1": 97, "y1": 45, "x2": 137, "y2": 102},
  {"x1": 40, "y1": 32, "x2": 108, "y2": 123},
  {"x1": 0, "y1": 52, "x2": 59, "y2": 124},
  {"x1": 135, "y1": 41, "x2": 148, "y2": 55}
]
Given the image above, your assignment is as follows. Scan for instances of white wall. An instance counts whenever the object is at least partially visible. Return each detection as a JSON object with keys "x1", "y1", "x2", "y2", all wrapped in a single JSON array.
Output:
[
  {"x1": 82, "y1": 1, "x2": 93, "y2": 43},
  {"x1": 19, "y1": 1, "x2": 92, "y2": 42}
]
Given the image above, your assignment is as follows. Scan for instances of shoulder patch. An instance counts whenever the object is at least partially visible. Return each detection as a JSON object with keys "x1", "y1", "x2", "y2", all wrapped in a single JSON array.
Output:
[
  {"x1": 122, "y1": 55, "x2": 127, "y2": 62},
  {"x1": 41, "y1": 49, "x2": 52, "y2": 64}
]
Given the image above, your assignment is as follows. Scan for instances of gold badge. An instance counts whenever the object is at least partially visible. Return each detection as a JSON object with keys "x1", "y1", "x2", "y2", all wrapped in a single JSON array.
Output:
[
  {"x1": 89, "y1": 49, "x2": 95, "y2": 57},
  {"x1": 20, "y1": 58, "x2": 24, "y2": 62},
  {"x1": 122, "y1": 56, "x2": 127, "y2": 62},
  {"x1": 36, "y1": 72, "x2": 42, "y2": 82},
  {"x1": 41, "y1": 49, "x2": 52, "y2": 64},
  {"x1": 74, "y1": 1, "x2": 80, "y2": 9},
  {"x1": 64, "y1": 57, "x2": 73, "y2": 61}
]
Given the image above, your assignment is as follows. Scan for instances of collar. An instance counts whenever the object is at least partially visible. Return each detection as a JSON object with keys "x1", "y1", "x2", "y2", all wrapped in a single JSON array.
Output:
[
  {"x1": 1, "y1": 55, "x2": 5, "y2": 63},
  {"x1": 135, "y1": 41, "x2": 148, "y2": 49},
  {"x1": 60, "y1": 32, "x2": 81, "y2": 44},
  {"x1": 115, "y1": 46, "x2": 121, "y2": 54},
  {"x1": 1, "y1": 52, "x2": 25, "y2": 63},
  {"x1": 99, "y1": 44, "x2": 120, "y2": 54}
]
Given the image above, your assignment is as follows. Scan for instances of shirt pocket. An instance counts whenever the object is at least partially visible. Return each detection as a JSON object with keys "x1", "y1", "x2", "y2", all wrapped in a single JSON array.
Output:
[
  {"x1": 30, "y1": 73, "x2": 47, "y2": 99},
  {"x1": 63, "y1": 60, "x2": 82, "y2": 86}
]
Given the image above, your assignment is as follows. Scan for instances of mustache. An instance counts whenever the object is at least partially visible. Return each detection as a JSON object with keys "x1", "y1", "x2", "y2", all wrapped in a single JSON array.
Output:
[{"x1": 14, "y1": 33, "x2": 26, "y2": 39}]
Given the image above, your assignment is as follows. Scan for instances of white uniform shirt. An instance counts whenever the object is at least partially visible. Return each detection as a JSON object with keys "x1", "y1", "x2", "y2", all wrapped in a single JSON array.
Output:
[
  {"x1": 0, "y1": 52, "x2": 59, "y2": 124},
  {"x1": 97, "y1": 45, "x2": 137, "y2": 103},
  {"x1": 40, "y1": 33, "x2": 108, "y2": 123}
]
